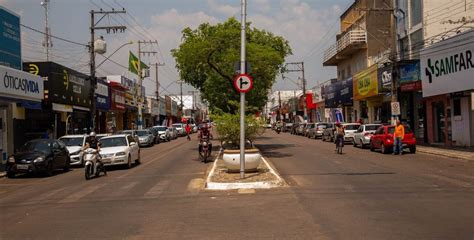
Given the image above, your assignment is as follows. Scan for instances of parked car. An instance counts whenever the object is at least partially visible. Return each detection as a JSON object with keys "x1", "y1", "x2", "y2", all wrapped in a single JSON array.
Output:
[
  {"x1": 118, "y1": 130, "x2": 139, "y2": 142},
  {"x1": 172, "y1": 123, "x2": 185, "y2": 136},
  {"x1": 308, "y1": 123, "x2": 330, "y2": 139},
  {"x1": 99, "y1": 134, "x2": 140, "y2": 168},
  {"x1": 6, "y1": 139, "x2": 70, "y2": 178},
  {"x1": 304, "y1": 123, "x2": 315, "y2": 137},
  {"x1": 147, "y1": 127, "x2": 161, "y2": 144},
  {"x1": 96, "y1": 133, "x2": 110, "y2": 140},
  {"x1": 136, "y1": 129, "x2": 155, "y2": 147},
  {"x1": 342, "y1": 123, "x2": 361, "y2": 142},
  {"x1": 352, "y1": 124, "x2": 382, "y2": 148},
  {"x1": 169, "y1": 127, "x2": 179, "y2": 140},
  {"x1": 284, "y1": 122, "x2": 293, "y2": 133},
  {"x1": 153, "y1": 126, "x2": 171, "y2": 142},
  {"x1": 370, "y1": 125, "x2": 417, "y2": 154},
  {"x1": 191, "y1": 123, "x2": 198, "y2": 133},
  {"x1": 290, "y1": 122, "x2": 299, "y2": 134},
  {"x1": 59, "y1": 134, "x2": 89, "y2": 166},
  {"x1": 321, "y1": 123, "x2": 336, "y2": 142}
]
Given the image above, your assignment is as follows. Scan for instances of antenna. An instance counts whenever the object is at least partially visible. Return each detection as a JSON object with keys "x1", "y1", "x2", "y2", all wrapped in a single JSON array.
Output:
[{"x1": 41, "y1": 0, "x2": 53, "y2": 61}]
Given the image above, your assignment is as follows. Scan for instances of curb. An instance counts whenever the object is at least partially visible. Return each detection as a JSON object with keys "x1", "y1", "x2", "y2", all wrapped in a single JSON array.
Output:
[
  {"x1": 417, "y1": 147, "x2": 474, "y2": 161},
  {"x1": 205, "y1": 148, "x2": 285, "y2": 190}
]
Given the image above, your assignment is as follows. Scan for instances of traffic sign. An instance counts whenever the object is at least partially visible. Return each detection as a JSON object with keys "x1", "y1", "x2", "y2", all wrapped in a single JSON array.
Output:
[
  {"x1": 233, "y1": 74, "x2": 253, "y2": 93},
  {"x1": 391, "y1": 102, "x2": 401, "y2": 115}
]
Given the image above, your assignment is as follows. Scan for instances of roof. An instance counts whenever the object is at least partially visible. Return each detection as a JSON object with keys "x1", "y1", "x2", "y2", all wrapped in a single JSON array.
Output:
[
  {"x1": 100, "y1": 134, "x2": 128, "y2": 139},
  {"x1": 59, "y1": 135, "x2": 86, "y2": 138}
]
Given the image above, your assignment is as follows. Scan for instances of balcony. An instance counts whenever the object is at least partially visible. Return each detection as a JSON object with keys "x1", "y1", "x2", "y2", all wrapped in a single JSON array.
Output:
[{"x1": 323, "y1": 30, "x2": 367, "y2": 66}]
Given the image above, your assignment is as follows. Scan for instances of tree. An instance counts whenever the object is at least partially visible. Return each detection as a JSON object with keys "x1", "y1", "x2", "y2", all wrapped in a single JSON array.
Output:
[{"x1": 171, "y1": 18, "x2": 292, "y2": 114}]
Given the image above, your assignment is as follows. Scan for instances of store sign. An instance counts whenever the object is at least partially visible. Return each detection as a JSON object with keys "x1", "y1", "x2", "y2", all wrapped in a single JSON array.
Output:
[
  {"x1": 0, "y1": 65, "x2": 43, "y2": 101},
  {"x1": 111, "y1": 89, "x2": 125, "y2": 111},
  {"x1": 421, "y1": 30, "x2": 474, "y2": 97},
  {"x1": 0, "y1": 7, "x2": 21, "y2": 70},
  {"x1": 324, "y1": 77, "x2": 353, "y2": 108},
  {"x1": 399, "y1": 61, "x2": 420, "y2": 83},
  {"x1": 24, "y1": 62, "x2": 91, "y2": 107},
  {"x1": 159, "y1": 97, "x2": 166, "y2": 115},
  {"x1": 353, "y1": 65, "x2": 378, "y2": 100},
  {"x1": 400, "y1": 80, "x2": 422, "y2": 92},
  {"x1": 377, "y1": 65, "x2": 392, "y2": 92}
]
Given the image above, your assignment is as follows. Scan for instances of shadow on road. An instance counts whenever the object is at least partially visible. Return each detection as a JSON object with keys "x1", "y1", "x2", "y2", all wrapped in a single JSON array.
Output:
[{"x1": 256, "y1": 143, "x2": 295, "y2": 158}]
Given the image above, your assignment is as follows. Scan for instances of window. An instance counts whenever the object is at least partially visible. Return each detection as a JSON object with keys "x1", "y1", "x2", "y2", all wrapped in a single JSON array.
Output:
[
  {"x1": 410, "y1": 0, "x2": 422, "y2": 27},
  {"x1": 453, "y1": 99, "x2": 461, "y2": 116},
  {"x1": 410, "y1": 30, "x2": 423, "y2": 59}
]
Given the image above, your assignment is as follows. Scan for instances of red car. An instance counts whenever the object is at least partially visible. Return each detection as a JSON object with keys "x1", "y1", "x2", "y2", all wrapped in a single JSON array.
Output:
[{"x1": 370, "y1": 125, "x2": 416, "y2": 154}]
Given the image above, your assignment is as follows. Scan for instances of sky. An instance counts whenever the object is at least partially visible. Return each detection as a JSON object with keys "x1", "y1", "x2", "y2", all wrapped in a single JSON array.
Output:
[{"x1": 1, "y1": 0, "x2": 353, "y2": 97}]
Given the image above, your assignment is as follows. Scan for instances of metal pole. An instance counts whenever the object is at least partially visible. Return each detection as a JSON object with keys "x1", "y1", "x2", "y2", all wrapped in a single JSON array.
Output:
[
  {"x1": 240, "y1": 0, "x2": 247, "y2": 179},
  {"x1": 89, "y1": 10, "x2": 97, "y2": 132},
  {"x1": 137, "y1": 41, "x2": 143, "y2": 130},
  {"x1": 302, "y1": 62, "x2": 307, "y2": 122}
]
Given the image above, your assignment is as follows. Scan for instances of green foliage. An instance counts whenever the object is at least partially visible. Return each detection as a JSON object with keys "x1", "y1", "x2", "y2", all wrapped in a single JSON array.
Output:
[
  {"x1": 172, "y1": 18, "x2": 292, "y2": 114},
  {"x1": 212, "y1": 112, "x2": 265, "y2": 149}
]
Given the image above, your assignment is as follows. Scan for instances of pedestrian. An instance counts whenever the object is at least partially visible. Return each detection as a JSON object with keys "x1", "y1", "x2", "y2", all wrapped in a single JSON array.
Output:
[
  {"x1": 393, "y1": 120, "x2": 405, "y2": 155},
  {"x1": 185, "y1": 123, "x2": 191, "y2": 141}
]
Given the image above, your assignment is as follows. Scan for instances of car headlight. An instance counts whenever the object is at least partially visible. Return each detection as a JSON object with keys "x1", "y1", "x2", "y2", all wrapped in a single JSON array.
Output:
[
  {"x1": 116, "y1": 152, "x2": 126, "y2": 156},
  {"x1": 8, "y1": 156, "x2": 15, "y2": 163},
  {"x1": 33, "y1": 156, "x2": 45, "y2": 163},
  {"x1": 71, "y1": 150, "x2": 80, "y2": 155}
]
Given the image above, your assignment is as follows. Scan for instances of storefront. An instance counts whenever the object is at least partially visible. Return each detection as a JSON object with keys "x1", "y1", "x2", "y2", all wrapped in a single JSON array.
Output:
[
  {"x1": 144, "y1": 97, "x2": 159, "y2": 127},
  {"x1": 421, "y1": 29, "x2": 474, "y2": 147},
  {"x1": 24, "y1": 62, "x2": 91, "y2": 137},
  {"x1": 0, "y1": 65, "x2": 43, "y2": 162},
  {"x1": 353, "y1": 65, "x2": 391, "y2": 124},
  {"x1": 397, "y1": 60, "x2": 425, "y2": 141},
  {"x1": 158, "y1": 96, "x2": 166, "y2": 126},
  {"x1": 95, "y1": 80, "x2": 110, "y2": 133},
  {"x1": 108, "y1": 82, "x2": 126, "y2": 132}
]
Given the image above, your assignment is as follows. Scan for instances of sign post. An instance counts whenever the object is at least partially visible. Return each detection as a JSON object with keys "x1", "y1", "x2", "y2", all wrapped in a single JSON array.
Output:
[{"x1": 239, "y1": 0, "x2": 247, "y2": 179}]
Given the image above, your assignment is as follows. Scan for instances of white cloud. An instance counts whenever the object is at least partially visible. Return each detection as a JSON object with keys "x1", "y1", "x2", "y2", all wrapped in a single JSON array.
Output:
[{"x1": 207, "y1": 0, "x2": 239, "y2": 16}]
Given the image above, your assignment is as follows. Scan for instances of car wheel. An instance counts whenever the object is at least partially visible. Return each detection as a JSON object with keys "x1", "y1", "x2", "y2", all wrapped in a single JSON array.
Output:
[
  {"x1": 63, "y1": 157, "x2": 70, "y2": 172},
  {"x1": 410, "y1": 147, "x2": 416, "y2": 153},
  {"x1": 360, "y1": 139, "x2": 365, "y2": 149},
  {"x1": 6, "y1": 171, "x2": 15, "y2": 178},
  {"x1": 45, "y1": 161, "x2": 54, "y2": 177},
  {"x1": 127, "y1": 155, "x2": 132, "y2": 169},
  {"x1": 381, "y1": 144, "x2": 388, "y2": 154},
  {"x1": 135, "y1": 150, "x2": 141, "y2": 165}
]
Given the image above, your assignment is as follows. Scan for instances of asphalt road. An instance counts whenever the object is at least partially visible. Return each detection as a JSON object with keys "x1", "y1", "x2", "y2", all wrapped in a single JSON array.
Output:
[{"x1": 0, "y1": 131, "x2": 473, "y2": 240}]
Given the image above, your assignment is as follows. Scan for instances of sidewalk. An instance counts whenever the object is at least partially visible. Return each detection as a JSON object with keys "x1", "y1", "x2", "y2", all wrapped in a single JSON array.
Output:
[{"x1": 417, "y1": 145, "x2": 474, "y2": 161}]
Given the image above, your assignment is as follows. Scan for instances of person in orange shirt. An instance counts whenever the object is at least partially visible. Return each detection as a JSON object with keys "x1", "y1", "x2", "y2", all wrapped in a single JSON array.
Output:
[{"x1": 393, "y1": 120, "x2": 405, "y2": 155}]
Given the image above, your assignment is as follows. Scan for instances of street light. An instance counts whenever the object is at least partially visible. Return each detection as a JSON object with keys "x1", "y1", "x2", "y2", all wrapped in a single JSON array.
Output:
[{"x1": 96, "y1": 41, "x2": 133, "y2": 68}]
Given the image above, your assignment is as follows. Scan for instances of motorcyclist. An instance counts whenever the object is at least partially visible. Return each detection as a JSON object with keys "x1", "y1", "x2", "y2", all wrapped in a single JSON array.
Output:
[
  {"x1": 198, "y1": 124, "x2": 213, "y2": 154},
  {"x1": 84, "y1": 132, "x2": 102, "y2": 162},
  {"x1": 275, "y1": 121, "x2": 282, "y2": 133}
]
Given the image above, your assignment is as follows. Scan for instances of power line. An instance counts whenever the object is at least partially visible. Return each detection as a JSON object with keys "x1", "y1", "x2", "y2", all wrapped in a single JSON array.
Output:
[{"x1": 20, "y1": 23, "x2": 88, "y2": 47}]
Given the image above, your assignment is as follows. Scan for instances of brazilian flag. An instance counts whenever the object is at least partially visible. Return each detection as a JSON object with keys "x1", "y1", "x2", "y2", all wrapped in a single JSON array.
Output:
[{"x1": 129, "y1": 51, "x2": 148, "y2": 76}]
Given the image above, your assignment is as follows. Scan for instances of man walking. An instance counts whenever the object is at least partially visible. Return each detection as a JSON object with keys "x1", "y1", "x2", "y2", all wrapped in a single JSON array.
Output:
[
  {"x1": 185, "y1": 123, "x2": 192, "y2": 141},
  {"x1": 393, "y1": 120, "x2": 405, "y2": 155}
]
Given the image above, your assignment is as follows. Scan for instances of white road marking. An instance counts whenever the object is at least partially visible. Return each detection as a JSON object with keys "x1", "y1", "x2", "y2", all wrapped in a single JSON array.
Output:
[
  {"x1": 24, "y1": 187, "x2": 68, "y2": 204},
  {"x1": 58, "y1": 183, "x2": 107, "y2": 203},
  {"x1": 142, "y1": 180, "x2": 171, "y2": 198}
]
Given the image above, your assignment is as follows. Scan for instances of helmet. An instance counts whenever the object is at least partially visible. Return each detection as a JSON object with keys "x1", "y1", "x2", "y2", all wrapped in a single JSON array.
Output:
[
  {"x1": 90, "y1": 132, "x2": 97, "y2": 137},
  {"x1": 335, "y1": 122, "x2": 341, "y2": 127}
]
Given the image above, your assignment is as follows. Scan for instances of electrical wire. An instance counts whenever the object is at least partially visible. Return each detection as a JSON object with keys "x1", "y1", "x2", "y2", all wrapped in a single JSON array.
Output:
[{"x1": 20, "y1": 23, "x2": 88, "y2": 47}]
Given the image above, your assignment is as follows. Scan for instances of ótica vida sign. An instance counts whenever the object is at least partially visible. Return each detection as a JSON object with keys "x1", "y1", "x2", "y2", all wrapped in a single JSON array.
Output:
[
  {"x1": 0, "y1": 65, "x2": 43, "y2": 102},
  {"x1": 233, "y1": 74, "x2": 253, "y2": 93},
  {"x1": 421, "y1": 30, "x2": 474, "y2": 98}
]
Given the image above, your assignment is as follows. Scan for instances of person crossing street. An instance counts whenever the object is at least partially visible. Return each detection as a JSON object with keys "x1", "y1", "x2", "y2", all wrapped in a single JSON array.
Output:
[{"x1": 185, "y1": 123, "x2": 192, "y2": 141}]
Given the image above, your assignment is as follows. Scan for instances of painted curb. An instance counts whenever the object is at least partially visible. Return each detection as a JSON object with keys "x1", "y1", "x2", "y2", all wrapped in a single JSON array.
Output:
[
  {"x1": 205, "y1": 148, "x2": 285, "y2": 190},
  {"x1": 417, "y1": 148, "x2": 473, "y2": 161}
]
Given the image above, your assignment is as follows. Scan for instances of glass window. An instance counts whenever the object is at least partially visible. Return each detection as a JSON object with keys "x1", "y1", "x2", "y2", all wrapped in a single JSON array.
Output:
[
  {"x1": 453, "y1": 99, "x2": 461, "y2": 116},
  {"x1": 410, "y1": 30, "x2": 423, "y2": 58},
  {"x1": 410, "y1": 0, "x2": 422, "y2": 27},
  {"x1": 100, "y1": 137, "x2": 128, "y2": 147},
  {"x1": 59, "y1": 137, "x2": 84, "y2": 147},
  {"x1": 365, "y1": 125, "x2": 381, "y2": 131}
]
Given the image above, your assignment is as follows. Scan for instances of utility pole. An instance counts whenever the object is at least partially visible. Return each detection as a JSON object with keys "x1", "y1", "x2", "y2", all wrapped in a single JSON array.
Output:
[
  {"x1": 41, "y1": 0, "x2": 52, "y2": 61},
  {"x1": 176, "y1": 80, "x2": 184, "y2": 118},
  {"x1": 278, "y1": 91, "x2": 282, "y2": 121},
  {"x1": 137, "y1": 40, "x2": 158, "y2": 130},
  {"x1": 150, "y1": 62, "x2": 164, "y2": 125},
  {"x1": 282, "y1": 62, "x2": 307, "y2": 122},
  {"x1": 89, "y1": 8, "x2": 126, "y2": 132},
  {"x1": 239, "y1": 0, "x2": 247, "y2": 179}
]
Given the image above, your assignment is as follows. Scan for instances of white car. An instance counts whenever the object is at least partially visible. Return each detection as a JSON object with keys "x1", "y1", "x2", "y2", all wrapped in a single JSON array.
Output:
[
  {"x1": 352, "y1": 124, "x2": 382, "y2": 148},
  {"x1": 59, "y1": 135, "x2": 89, "y2": 166},
  {"x1": 99, "y1": 134, "x2": 140, "y2": 168},
  {"x1": 172, "y1": 123, "x2": 185, "y2": 136},
  {"x1": 153, "y1": 126, "x2": 171, "y2": 141},
  {"x1": 342, "y1": 123, "x2": 361, "y2": 142}
]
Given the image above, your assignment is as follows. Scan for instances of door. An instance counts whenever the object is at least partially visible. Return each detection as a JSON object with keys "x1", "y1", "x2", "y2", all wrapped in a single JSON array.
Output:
[
  {"x1": 373, "y1": 127, "x2": 384, "y2": 148},
  {"x1": 127, "y1": 135, "x2": 138, "y2": 160},
  {"x1": 52, "y1": 141, "x2": 64, "y2": 168}
]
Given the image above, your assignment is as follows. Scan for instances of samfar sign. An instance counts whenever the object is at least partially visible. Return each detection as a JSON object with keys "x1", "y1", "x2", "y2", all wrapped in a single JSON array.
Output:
[
  {"x1": 421, "y1": 30, "x2": 474, "y2": 97},
  {"x1": 0, "y1": 65, "x2": 43, "y2": 101}
]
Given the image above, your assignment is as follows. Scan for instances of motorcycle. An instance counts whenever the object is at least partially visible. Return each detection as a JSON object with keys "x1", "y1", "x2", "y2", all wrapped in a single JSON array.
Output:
[
  {"x1": 83, "y1": 148, "x2": 106, "y2": 180},
  {"x1": 275, "y1": 126, "x2": 281, "y2": 134},
  {"x1": 199, "y1": 139, "x2": 211, "y2": 163}
]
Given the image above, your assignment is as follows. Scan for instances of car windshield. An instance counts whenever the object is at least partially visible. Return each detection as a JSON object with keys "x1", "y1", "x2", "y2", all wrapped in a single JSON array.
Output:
[
  {"x1": 59, "y1": 137, "x2": 84, "y2": 146},
  {"x1": 120, "y1": 131, "x2": 133, "y2": 135},
  {"x1": 344, "y1": 124, "x2": 360, "y2": 130},
  {"x1": 137, "y1": 130, "x2": 150, "y2": 136},
  {"x1": 100, "y1": 137, "x2": 128, "y2": 147},
  {"x1": 317, "y1": 125, "x2": 327, "y2": 130},
  {"x1": 172, "y1": 124, "x2": 182, "y2": 128},
  {"x1": 155, "y1": 127, "x2": 167, "y2": 131},
  {"x1": 365, "y1": 125, "x2": 381, "y2": 131},
  {"x1": 19, "y1": 141, "x2": 51, "y2": 153}
]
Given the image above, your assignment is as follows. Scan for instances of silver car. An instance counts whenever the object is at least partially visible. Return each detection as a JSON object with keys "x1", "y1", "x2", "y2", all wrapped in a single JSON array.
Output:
[
  {"x1": 342, "y1": 123, "x2": 361, "y2": 142},
  {"x1": 153, "y1": 126, "x2": 171, "y2": 142},
  {"x1": 352, "y1": 124, "x2": 382, "y2": 148},
  {"x1": 58, "y1": 135, "x2": 89, "y2": 166},
  {"x1": 172, "y1": 123, "x2": 185, "y2": 136},
  {"x1": 169, "y1": 127, "x2": 178, "y2": 140},
  {"x1": 308, "y1": 123, "x2": 330, "y2": 139},
  {"x1": 136, "y1": 130, "x2": 155, "y2": 147}
]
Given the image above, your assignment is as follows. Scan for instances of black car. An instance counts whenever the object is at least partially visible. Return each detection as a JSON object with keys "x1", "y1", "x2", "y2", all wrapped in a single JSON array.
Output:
[
  {"x1": 321, "y1": 123, "x2": 336, "y2": 142},
  {"x1": 6, "y1": 139, "x2": 70, "y2": 178}
]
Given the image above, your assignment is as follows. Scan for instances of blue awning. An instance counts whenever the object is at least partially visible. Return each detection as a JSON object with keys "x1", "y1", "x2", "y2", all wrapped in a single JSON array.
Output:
[{"x1": 20, "y1": 100, "x2": 42, "y2": 110}]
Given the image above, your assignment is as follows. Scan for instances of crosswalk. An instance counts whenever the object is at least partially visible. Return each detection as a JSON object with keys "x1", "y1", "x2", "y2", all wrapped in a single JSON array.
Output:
[{"x1": 0, "y1": 177, "x2": 200, "y2": 207}]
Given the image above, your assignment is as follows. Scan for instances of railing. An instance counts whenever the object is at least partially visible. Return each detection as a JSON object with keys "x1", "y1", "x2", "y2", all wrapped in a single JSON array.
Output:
[{"x1": 323, "y1": 30, "x2": 367, "y2": 63}]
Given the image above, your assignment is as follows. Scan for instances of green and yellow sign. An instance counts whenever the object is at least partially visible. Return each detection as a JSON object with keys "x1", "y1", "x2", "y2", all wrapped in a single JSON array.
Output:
[{"x1": 353, "y1": 65, "x2": 378, "y2": 100}]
